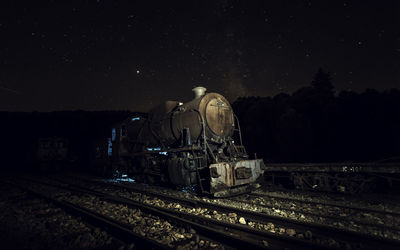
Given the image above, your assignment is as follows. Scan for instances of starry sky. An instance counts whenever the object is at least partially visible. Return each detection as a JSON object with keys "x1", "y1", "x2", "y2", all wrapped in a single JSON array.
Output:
[{"x1": 0, "y1": 0, "x2": 399, "y2": 112}]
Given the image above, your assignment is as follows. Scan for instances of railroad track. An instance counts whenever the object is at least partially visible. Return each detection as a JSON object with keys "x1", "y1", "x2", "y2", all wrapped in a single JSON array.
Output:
[
  {"x1": 256, "y1": 185, "x2": 400, "y2": 211},
  {"x1": 36, "y1": 174, "x2": 400, "y2": 250},
  {"x1": 15, "y1": 176, "x2": 328, "y2": 250},
  {"x1": 6, "y1": 180, "x2": 168, "y2": 249},
  {"x1": 225, "y1": 192, "x2": 400, "y2": 233},
  {"x1": 248, "y1": 190, "x2": 400, "y2": 217}
]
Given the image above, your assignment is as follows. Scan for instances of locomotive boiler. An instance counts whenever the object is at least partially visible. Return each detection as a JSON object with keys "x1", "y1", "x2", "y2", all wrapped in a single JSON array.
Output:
[{"x1": 109, "y1": 87, "x2": 264, "y2": 197}]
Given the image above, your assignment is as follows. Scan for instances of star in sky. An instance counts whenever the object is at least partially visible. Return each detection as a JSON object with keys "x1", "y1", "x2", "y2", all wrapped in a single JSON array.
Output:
[{"x1": 0, "y1": 1, "x2": 397, "y2": 111}]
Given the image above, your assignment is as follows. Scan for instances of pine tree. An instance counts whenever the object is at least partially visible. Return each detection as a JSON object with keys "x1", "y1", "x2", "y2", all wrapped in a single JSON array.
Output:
[{"x1": 311, "y1": 68, "x2": 334, "y2": 94}]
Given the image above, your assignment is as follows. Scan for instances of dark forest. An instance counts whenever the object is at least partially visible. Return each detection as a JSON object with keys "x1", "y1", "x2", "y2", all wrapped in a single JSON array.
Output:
[{"x1": 234, "y1": 69, "x2": 400, "y2": 163}]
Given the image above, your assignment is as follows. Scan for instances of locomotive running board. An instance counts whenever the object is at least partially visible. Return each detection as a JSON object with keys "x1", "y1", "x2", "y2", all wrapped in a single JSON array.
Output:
[{"x1": 209, "y1": 159, "x2": 264, "y2": 197}]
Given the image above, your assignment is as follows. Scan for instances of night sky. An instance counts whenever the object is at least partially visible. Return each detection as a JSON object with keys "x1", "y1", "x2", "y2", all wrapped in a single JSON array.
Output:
[{"x1": 0, "y1": 1, "x2": 399, "y2": 112}]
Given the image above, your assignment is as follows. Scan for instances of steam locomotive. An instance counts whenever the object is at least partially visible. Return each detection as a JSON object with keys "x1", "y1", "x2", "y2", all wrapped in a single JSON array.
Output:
[{"x1": 108, "y1": 87, "x2": 264, "y2": 197}]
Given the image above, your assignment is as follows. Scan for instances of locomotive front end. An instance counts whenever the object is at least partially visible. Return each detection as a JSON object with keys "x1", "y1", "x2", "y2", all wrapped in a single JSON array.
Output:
[
  {"x1": 195, "y1": 90, "x2": 264, "y2": 197},
  {"x1": 209, "y1": 159, "x2": 264, "y2": 197}
]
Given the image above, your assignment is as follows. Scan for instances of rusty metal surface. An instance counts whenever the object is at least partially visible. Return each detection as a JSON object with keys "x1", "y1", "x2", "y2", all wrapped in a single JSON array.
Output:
[
  {"x1": 114, "y1": 92, "x2": 235, "y2": 149},
  {"x1": 199, "y1": 93, "x2": 234, "y2": 138},
  {"x1": 204, "y1": 97, "x2": 233, "y2": 136},
  {"x1": 209, "y1": 159, "x2": 264, "y2": 192},
  {"x1": 170, "y1": 110, "x2": 202, "y2": 143}
]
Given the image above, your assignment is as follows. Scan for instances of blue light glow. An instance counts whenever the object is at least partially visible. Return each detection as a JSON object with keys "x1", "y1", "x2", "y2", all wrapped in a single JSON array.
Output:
[
  {"x1": 120, "y1": 177, "x2": 135, "y2": 183},
  {"x1": 131, "y1": 117, "x2": 140, "y2": 121},
  {"x1": 106, "y1": 171, "x2": 135, "y2": 183},
  {"x1": 181, "y1": 186, "x2": 196, "y2": 193},
  {"x1": 111, "y1": 128, "x2": 116, "y2": 141},
  {"x1": 107, "y1": 138, "x2": 112, "y2": 156},
  {"x1": 159, "y1": 152, "x2": 168, "y2": 156},
  {"x1": 106, "y1": 177, "x2": 135, "y2": 183},
  {"x1": 147, "y1": 147, "x2": 161, "y2": 151}
]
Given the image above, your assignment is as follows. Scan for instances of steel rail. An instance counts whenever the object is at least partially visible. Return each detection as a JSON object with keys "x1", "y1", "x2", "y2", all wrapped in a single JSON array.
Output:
[
  {"x1": 81, "y1": 178, "x2": 400, "y2": 250},
  {"x1": 6, "y1": 181, "x2": 168, "y2": 250},
  {"x1": 226, "y1": 194, "x2": 400, "y2": 232},
  {"x1": 249, "y1": 191, "x2": 400, "y2": 217},
  {"x1": 22, "y1": 177, "x2": 331, "y2": 250}
]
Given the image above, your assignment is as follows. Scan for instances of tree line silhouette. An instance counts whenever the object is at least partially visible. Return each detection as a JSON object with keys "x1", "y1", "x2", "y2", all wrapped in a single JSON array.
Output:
[
  {"x1": 1, "y1": 68, "x2": 399, "y2": 172},
  {"x1": 233, "y1": 69, "x2": 400, "y2": 162}
]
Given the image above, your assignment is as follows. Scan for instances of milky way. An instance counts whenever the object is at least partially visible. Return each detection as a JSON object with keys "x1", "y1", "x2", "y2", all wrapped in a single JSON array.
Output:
[{"x1": 0, "y1": 1, "x2": 398, "y2": 111}]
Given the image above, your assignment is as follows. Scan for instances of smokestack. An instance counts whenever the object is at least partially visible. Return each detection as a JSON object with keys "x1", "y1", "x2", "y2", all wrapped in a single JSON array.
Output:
[{"x1": 192, "y1": 86, "x2": 207, "y2": 99}]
